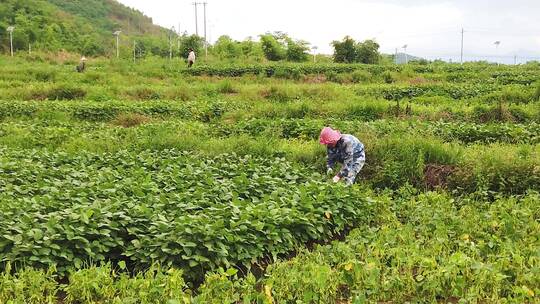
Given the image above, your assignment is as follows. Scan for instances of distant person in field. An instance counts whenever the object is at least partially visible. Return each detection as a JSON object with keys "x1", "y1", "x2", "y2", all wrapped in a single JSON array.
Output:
[
  {"x1": 76, "y1": 56, "x2": 87, "y2": 73},
  {"x1": 187, "y1": 48, "x2": 196, "y2": 68},
  {"x1": 319, "y1": 127, "x2": 366, "y2": 186}
]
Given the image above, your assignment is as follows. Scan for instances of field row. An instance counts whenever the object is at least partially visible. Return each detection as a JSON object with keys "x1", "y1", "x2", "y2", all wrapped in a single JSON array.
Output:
[
  {"x1": 2, "y1": 191, "x2": 538, "y2": 303},
  {"x1": 1, "y1": 79, "x2": 538, "y2": 105},
  {"x1": 2, "y1": 59, "x2": 540, "y2": 85},
  {"x1": 1, "y1": 99, "x2": 539, "y2": 124},
  {"x1": 0, "y1": 149, "x2": 373, "y2": 277},
  {"x1": 1, "y1": 118, "x2": 538, "y2": 193},
  {"x1": 2, "y1": 118, "x2": 539, "y2": 145}
]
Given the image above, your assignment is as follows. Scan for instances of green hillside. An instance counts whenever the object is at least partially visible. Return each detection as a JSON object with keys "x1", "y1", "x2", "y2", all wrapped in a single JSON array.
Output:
[{"x1": 0, "y1": 0, "x2": 165, "y2": 56}]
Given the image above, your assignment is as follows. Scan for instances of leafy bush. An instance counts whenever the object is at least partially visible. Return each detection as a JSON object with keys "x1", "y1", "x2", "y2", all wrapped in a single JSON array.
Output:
[
  {"x1": 382, "y1": 71, "x2": 395, "y2": 84},
  {"x1": 126, "y1": 86, "x2": 162, "y2": 100},
  {"x1": 216, "y1": 81, "x2": 238, "y2": 94},
  {"x1": 111, "y1": 113, "x2": 152, "y2": 128},
  {"x1": 534, "y1": 81, "x2": 540, "y2": 101},
  {"x1": 351, "y1": 70, "x2": 372, "y2": 83},
  {"x1": 0, "y1": 150, "x2": 374, "y2": 278},
  {"x1": 47, "y1": 85, "x2": 87, "y2": 100},
  {"x1": 262, "y1": 85, "x2": 300, "y2": 102}
]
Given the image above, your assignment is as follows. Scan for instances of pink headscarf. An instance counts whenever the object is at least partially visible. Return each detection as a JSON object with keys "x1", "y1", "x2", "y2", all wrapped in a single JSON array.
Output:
[{"x1": 319, "y1": 127, "x2": 341, "y2": 145}]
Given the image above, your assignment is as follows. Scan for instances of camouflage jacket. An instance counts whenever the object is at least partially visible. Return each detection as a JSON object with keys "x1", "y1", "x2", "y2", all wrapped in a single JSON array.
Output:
[{"x1": 327, "y1": 134, "x2": 365, "y2": 178}]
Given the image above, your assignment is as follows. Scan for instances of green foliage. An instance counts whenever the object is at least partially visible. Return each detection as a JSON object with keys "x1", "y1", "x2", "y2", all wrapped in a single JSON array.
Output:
[
  {"x1": 179, "y1": 34, "x2": 204, "y2": 59},
  {"x1": 0, "y1": 56, "x2": 539, "y2": 303},
  {"x1": 286, "y1": 38, "x2": 310, "y2": 62},
  {"x1": 351, "y1": 70, "x2": 372, "y2": 83},
  {"x1": 534, "y1": 81, "x2": 540, "y2": 101},
  {"x1": 0, "y1": 263, "x2": 58, "y2": 303},
  {"x1": 259, "y1": 33, "x2": 286, "y2": 61},
  {"x1": 332, "y1": 36, "x2": 357, "y2": 63},
  {"x1": 47, "y1": 85, "x2": 86, "y2": 100},
  {"x1": 356, "y1": 39, "x2": 380, "y2": 64},
  {"x1": 0, "y1": 0, "x2": 162, "y2": 56},
  {"x1": 332, "y1": 36, "x2": 380, "y2": 64},
  {"x1": 0, "y1": 149, "x2": 374, "y2": 278},
  {"x1": 212, "y1": 35, "x2": 241, "y2": 60}
]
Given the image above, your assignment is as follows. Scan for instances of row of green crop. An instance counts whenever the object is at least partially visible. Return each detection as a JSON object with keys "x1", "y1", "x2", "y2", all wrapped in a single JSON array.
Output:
[
  {"x1": 2, "y1": 99, "x2": 539, "y2": 125},
  {"x1": 5, "y1": 79, "x2": 535, "y2": 103},
  {"x1": 179, "y1": 62, "x2": 540, "y2": 80},
  {"x1": 2, "y1": 191, "x2": 538, "y2": 303},
  {"x1": 1, "y1": 115, "x2": 539, "y2": 193},
  {"x1": 210, "y1": 118, "x2": 540, "y2": 145},
  {"x1": 2, "y1": 57, "x2": 540, "y2": 88},
  {"x1": 0, "y1": 149, "x2": 374, "y2": 279},
  {"x1": 356, "y1": 83, "x2": 539, "y2": 102},
  {"x1": 2, "y1": 117, "x2": 539, "y2": 149},
  {"x1": 163, "y1": 63, "x2": 397, "y2": 77}
]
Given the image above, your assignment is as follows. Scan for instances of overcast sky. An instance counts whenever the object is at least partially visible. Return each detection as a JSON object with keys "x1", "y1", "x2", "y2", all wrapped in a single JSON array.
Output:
[{"x1": 118, "y1": 0, "x2": 540, "y2": 63}]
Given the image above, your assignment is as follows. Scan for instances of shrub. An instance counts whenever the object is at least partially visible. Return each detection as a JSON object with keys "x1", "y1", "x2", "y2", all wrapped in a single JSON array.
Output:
[
  {"x1": 127, "y1": 87, "x2": 161, "y2": 100},
  {"x1": 111, "y1": 113, "x2": 152, "y2": 128},
  {"x1": 450, "y1": 145, "x2": 540, "y2": 194},
  {"x1": 262, "y1": 86, "x2": 300, "y2": 102},
  {"x1": 351, "y1": 70, "x2": 372, "y2": 83},
  {"x1": 31, "y1": 69, "x2": 57, "y2": 82},
  {"x1": 47, "y1": 85, "x2": 87, "y2": 100},
  {"x1": 325, "y1": 71, "x2": 351, "y2": 84},
  {"x1": 0, "y1": 263, "x2": 58, "y2": 303},
  {"x1": 165, "y1": 86, "x2": 195, "y2": 101},
  {"x1": 472, "y1": 105, "x2": 515, "y2": 123},
  {"x1": 481, "y1": 87, "x2": 533, "y2": 104},
  {"x1": 382, "y1": 71, "x2": 395, "y2": 84},
  {"x1": 217, "y1": 81, "x2": 238, "y2": 94}
]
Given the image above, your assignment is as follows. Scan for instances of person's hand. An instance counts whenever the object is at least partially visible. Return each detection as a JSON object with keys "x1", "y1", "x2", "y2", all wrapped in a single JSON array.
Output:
[
  {"x1": 326, "y1": 168, "x2": 333, "y2": 175},
  {"x1": 332, "y1": 175, "x2": 341, "y2": 183}
]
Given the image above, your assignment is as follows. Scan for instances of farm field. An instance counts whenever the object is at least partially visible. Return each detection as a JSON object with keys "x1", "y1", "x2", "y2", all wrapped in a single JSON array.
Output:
[{"x1": 0, "y1": 56, "x2": 539, "y2": 303}]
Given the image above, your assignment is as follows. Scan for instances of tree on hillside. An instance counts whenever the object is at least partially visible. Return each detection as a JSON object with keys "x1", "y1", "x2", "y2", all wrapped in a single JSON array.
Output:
[
  {"x1": 179, "y1": 34, "x2": 203, "y2": 58},
  {"x1": 332, "y1": 36, "x2": 380, "y2": 64},
  {"x1": 356, "y1": 39, "x2": 380, "y2": 64},
  {"x1": 213, "y1": 35, "x2": 241, "y2": 60},
  {"x1": 259, "y1": 33, "x2": 286, "y2": 61},
  {"x1": 286, "y1": 38, "x2": 310, "y2": 62},
  {"x1": 259, "y1": 32, "x2": 309, "y2": 62},
  {"x1": 238, "y1": 37, "x2": 264, "y2": 61},
  {"x1": 332, "y1": 36, "x2": 357, "y2": 63}
]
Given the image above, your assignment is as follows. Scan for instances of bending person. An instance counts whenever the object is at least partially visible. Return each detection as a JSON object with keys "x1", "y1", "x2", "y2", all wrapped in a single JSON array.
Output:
[{"x1": 319, "y1": 127, "x2": 366, "y2": 186}]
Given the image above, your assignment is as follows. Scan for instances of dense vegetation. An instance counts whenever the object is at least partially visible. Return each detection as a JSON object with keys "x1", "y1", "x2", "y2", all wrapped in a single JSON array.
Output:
[
  {"x1": 0, "y1": 54, "x2": 539, "y2": 303},
  {"x1": 0, "y1": 0, "x2": 166, "y2": 56}
]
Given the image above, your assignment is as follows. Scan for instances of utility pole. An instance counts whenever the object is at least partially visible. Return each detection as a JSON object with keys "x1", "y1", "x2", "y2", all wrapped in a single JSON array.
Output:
[
  {"x1": 402, "y1": 44, "x2": 408, "y2": 64},
  {"x1": 514, "y1": 55, "x2": 517, "y2": 65},
  {"x1": 7, "y1": 26, "x2": 14, "y2": 57},
  {"x1": 203, "y1": 2, "x2": 208, "y2": 58},
  {"x1": 460, "y1": 28, "x2": 464, "y2": 64},
  {"x1": 312, "y1": 46, "x2": 318, "y2": 62},
  {"x1": 494, "y1": 41, "x2": 501, "y2": 66},
  {"x1": 114, "y1": 31, "x2": 121, "y2": 58},
  {"x1": 395, "y1": 48, "x2": 398, "y2": 64},
  {"x1": 193, "y1": 2, "x2": 199, "y2": 36}
]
